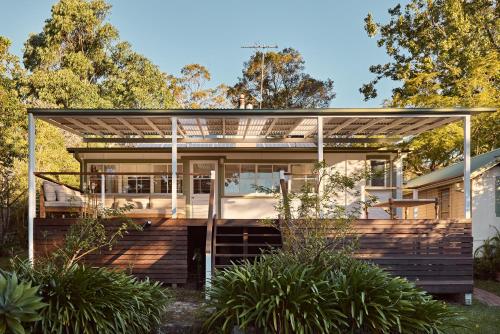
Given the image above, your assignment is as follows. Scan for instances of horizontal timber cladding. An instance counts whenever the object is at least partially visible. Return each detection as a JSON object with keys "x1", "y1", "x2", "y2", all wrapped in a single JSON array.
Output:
[
  {"x1": 351, "y1": 219, "x2": 472, "y2": 294},
  {"x1": 215, "y1": 218, "x2": 473, "y2": 294},
  {"x1": 34, "y1": 218, "x2": 193, "y2": 285},
  {"x1": 34, "y1": 218, "x2": 472, "y2": 293}
]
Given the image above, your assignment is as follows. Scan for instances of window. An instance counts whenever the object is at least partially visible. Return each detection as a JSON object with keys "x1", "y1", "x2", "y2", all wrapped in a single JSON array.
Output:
[
  {"x1": 192, "y1": 163, "x2": 213, "y2": 194},
  {"x1": 224, "y1": 164, "x2": 288, "y2": 195},
  {"x1": 87, "y1": 163, "x2": 182, "y2": 194},
  {"x1": 152, "y1": 164, "x2": 183, "y2": 194},
  {"x1": 369, "y1": 160, "x2": 389, "y2": 187},
  {"x1": 87, "y1": 164, "x2": 118, "y2": 193},
  {"x1": 290, "y1": 164, "x2": 316, "y2": 192},
  {"x1": 127, "y1": 176, "x2": 151, "y2": 193}
]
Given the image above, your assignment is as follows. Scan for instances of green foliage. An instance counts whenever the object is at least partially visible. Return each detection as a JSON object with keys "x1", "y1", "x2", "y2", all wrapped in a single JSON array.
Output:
[
  {"x1": 13, "y1": 260, "x2": 171, "y2": 334},
  {"x1": 0, "y1": 272, "x2": 46, "y2": 334},
  {"x1": 23, "y1": 0, "x2": 175, "y2": 109},
  {"x1": 474, "y1": 228, "x2": 500, "y2": 280},
  {"x1": 230, "y1": 48, "x2": 335, "y2": 108},
  {"x1": 363, "y1": 0, "x2": 499, "y2": 177},
  {"x1": 259, "y1": 161, "x2": 374, "y2": 259},
  {"x1": 204, "y1": 251, "x2": 458, "y2": 334},
  {"x1": 167, "y1": 64, "x2": 231, "y2": 108},
  {"x1": 54, "y1": 203, "x2": 139, "y2": 269}
]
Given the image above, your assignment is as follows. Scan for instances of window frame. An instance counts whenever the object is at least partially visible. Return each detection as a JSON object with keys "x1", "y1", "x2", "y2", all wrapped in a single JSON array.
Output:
[
  {"x1": 367, "y1": 159, "x2": 391, "y2": 188},
  {"x1": 223, "y1": 163, "x2": 290, "y2": 196},
  {"x1": 86, "y1": 162, "x2": 183, "y2": 195}
]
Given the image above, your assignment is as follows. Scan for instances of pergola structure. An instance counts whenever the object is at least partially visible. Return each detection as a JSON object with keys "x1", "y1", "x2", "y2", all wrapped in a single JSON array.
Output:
[{"x1": 27, "y1": 107, "x2": 495, "y2": 262}]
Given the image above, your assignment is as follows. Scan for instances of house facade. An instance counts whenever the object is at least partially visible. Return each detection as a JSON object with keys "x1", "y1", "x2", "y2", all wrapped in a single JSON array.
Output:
[
  {"x1": 27, "y1": 107, "x2": 495, "y2": 298},
  {"x1": 406, "y1": 148, "x2": 500, "y2": 251}
]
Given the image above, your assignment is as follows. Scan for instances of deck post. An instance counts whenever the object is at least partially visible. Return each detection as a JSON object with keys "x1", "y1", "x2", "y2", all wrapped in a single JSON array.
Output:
[
  {"x1": 100, "y1": 174, "x2": 105, "y2": 208},
  {"x1": 171, "y1": 117, "x2": 177, "y2": 218},
  {"x1": 317, "y1": 116, "x2": 324, "y2": 162},
  {"x1": 317, "y1": 116, "x2": 324, "y2": 217},
  {"x1": 28, "y1": 113, "x2": 36, "y2": 263},
  {"x1": 395, "y1": 153, "x2": 405, "y2": 219},
  {"x1": 463, "y1": 115, "x2": 471, "y2": 219}
]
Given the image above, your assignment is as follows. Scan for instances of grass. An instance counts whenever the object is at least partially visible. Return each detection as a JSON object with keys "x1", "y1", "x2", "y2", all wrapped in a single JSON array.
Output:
[
  {"x1": 448, "y1": 300, "x2": 500, "y2": 334},
  {"x1": 475, "y1": 279, "x2": 500, "y2": 297}
]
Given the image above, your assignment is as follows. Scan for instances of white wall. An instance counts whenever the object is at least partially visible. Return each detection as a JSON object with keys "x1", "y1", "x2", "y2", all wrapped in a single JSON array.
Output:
[{"x1": 472, "y1": 166, "x2": 500, "y2": 251}]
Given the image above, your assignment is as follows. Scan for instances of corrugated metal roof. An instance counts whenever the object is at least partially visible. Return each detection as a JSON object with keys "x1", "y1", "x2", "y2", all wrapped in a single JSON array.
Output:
[
  {"x1": 406, "y1": 148, "x2": 500, "y2": 188},
  {"x1": 28, "y1": 107, "x2": 496, "y2": 142}
]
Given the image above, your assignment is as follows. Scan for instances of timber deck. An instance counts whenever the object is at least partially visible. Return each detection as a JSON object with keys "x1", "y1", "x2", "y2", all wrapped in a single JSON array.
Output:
[{"x1": 34, "y1": 218, "x2": 472, "y2": 294}]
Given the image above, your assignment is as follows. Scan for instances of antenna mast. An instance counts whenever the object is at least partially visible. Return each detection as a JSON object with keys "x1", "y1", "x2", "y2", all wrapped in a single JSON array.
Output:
[{"x1": 241, "y1": 44, "x2": 278, "y2": 109}]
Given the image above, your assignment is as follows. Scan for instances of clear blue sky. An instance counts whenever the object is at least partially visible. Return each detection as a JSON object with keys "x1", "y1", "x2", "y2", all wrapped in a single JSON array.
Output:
[{"x1": 0, "y1": 0, "x2": 409, "y2": 107}]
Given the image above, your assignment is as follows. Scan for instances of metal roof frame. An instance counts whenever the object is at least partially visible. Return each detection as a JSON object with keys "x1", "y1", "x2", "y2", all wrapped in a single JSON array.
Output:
[{"x1": 27, "y1": 107, "x2": 496, "y2": 144}]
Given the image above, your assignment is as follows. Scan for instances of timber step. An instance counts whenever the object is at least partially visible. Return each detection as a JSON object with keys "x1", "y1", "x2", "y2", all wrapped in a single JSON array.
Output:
[{"x1": 213, "y1": 226, "x2": 282, "y2": 269}]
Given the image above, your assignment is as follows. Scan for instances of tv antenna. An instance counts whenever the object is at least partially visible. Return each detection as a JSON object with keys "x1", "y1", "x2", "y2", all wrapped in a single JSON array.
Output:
[{"x1": 241, "y1": 44, "x2": 278, "y2": 109}]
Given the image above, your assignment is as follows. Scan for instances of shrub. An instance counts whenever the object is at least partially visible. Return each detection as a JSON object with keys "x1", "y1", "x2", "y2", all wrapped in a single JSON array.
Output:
[
  {"x1": 474, "y1": 228, "x2": 500, "y2": 280},
  {"x1": 333, "y1": 260, "x2": 456, "y2": 333},
  {"x1": 204, "y1": 251, "x2": 458, "y2": 334},
  {"x1": 13, "y1": 260, "x2": 171, "y2": 334},
  {"x1": 0, "y1": 272, "x2": 46, "y2": 334}
]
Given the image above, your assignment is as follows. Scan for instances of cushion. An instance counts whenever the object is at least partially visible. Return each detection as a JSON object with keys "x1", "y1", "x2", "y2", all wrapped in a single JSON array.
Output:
[
  {"x1": 44, "y1": 200, "x2": 85, "y2": 208},
  {"x1": 43, "y1": 182, "x2": 57, "y2": 201}
]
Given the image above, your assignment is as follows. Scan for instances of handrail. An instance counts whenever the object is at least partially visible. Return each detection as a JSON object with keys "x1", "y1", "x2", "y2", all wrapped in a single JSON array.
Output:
[{"x1": 35, "y1": 171, "x2": 209, "y2": 176}]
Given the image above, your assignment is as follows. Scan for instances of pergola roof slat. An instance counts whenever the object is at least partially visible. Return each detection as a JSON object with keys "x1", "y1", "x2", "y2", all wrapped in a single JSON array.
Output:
[{"x1": 29, "y1": 108, "x2": 494, "y2": 144}]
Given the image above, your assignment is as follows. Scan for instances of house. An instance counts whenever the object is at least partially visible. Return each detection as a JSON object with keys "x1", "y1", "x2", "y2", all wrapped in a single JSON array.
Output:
[
  {"x1": 405, "y1": 148, "x2": 500, "y2": 251},
  {"x1": 26, "y1": 107, "x2": 495, "y2": 300}
]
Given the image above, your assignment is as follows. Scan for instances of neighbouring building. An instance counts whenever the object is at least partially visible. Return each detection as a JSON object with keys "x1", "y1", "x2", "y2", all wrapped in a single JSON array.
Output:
[{"x1": 406, "y1": 148, "x2": 500, "y2": 251}]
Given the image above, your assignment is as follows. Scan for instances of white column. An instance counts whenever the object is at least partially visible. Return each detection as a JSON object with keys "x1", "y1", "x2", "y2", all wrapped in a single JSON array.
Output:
[
  {"x1": 464, "y1": 115, "x2": 471, "y2": 219},
  {"x1": 317, "y1": 116, "x2": 324, "y2": 217},
  {"x1": 412, "y1": 189, "x2": 419, "y2": 219},
  {"x1": 171, "y1": 117, "x2": 178, "y2": 218},
  {"x1": 100, "y1": 174, "x2": 105, "y2": 208},
  {"x1": 28, "y1": 113, "x2": 36, "y2": 263},
  {"x1": 317, "y1": 116, "x2": 324, "y2": 162},
  {"x1": 395, "y1": 154, "x2": 405, "y2": 218}
]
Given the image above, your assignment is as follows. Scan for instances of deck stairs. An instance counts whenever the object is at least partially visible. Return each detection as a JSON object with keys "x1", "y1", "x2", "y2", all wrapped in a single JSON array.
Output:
[{"x1": 212, "y1": 223, "x2": 282, "y2": 269}]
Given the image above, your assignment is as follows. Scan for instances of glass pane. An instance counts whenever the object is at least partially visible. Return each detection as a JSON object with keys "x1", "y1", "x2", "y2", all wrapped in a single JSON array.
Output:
[
  {"x1": 225, "y1": 164, "x2": 239, "y2": 178},
  {"x1": 167, "y1": 178, "x2": 183, "y2": 194},
  {"x1": 370, "y1": 160, "x2": 386, "y2": 187},
  {"x1": 136, "y1": 176, "x2": 150, "y2": 193},
  {"x1": 154, "y1": 175, "x2": 168, "y2": 193},
  {"x1": 240, "y1": 164, "x2": 255, "y2": 193},
  {"x1": 194, "y1": 179, "x2": 211, "y2": 194},
  {"x1": 257, "y1": 165, "x2": 273, "y2": 192},
  {"x1": 194, "y1": 163, "x2": 213, "y2": 176},
  {"x1": 224, "y1": 164, "x2": 239, "y2": 194}
]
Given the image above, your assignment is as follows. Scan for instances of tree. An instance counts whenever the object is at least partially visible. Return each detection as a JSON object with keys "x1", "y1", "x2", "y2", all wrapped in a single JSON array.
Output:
[
  {"x1": 23, "y1": 0, "x2": 175, "y2": 109},
  {"x1": 168, "y1": 64, "x2": 231, "y2": 109},
  {"x1": 0, "y1": 37, "x2": 28, "y2": 248},
  {"x1": 362, "y1": 0, "x2": 499, "y2": 176},
  {"x1": 230, "y1": 48, "x2": 335, "y2": 108}
]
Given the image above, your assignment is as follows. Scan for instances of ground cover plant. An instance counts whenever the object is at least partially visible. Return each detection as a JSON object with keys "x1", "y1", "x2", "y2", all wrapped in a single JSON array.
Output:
[
  {"x1": 0, "y1": 272, "x2": 46, "y2": 334},
  {"x1": 11, "y1": 259, "x2": 170, "y2": 334},
  {"x1": 2, "y1": 199, "x2": 172, "y2": 334}
]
